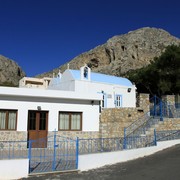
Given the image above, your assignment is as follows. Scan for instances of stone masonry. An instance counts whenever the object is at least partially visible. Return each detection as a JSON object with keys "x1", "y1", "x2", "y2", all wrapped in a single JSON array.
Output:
[
  {"x1": 99, "y1": 108, "x2": 145, "y2": 138},
  {"x1": 137, "y1": 93, "x2": 150, "y2": 112},
  {"x1": 0, "y1": 131, "x2": 27, "y2": 141},
  {"x1": 162, "y1": 95, "x2": 175, "y2": 104},
  {"x1": 99, "y1": 94, "x2": 180, "y2": 138},
  {"x1": 156, "y1": 118, "x2": 180, "y2": 131},
  {"x1": 48, "y1": 131, "x2": 100, "y2": 140}
]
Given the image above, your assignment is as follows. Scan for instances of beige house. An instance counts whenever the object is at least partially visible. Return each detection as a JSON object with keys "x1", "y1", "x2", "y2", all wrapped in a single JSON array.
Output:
[{"x1": 19, "y1": 77, "x2": 51, "y2": 89}]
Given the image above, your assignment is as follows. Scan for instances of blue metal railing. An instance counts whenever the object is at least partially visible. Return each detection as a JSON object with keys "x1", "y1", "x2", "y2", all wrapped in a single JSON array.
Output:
[
  {"x1": 175, "y1": 103, "x2": 180, "y2": 109},
  {"x1": 156, "y1": 130, "x2": 180, "y2": 141},
  {"x1": 0, "y1": 136, "x2": 155, "y2": 159},
  {"x1": 79, "y1": 137, "x2": 124, "y2": 154},
  {"x1": 78, "y1": 135, "x2": 155, "y2": 154},
  {"x1": 0, "y1": 140, "x2": 29, "y2": 159},
  {"x1": 28, "y1": 134, "x2": 77, "y2": 174},
  {"x1": 0, "y1": 133, "x2": 78, "y2": 174},
  {"x1": 150, "y1": 96, "x2": 180, "y2": 119},
  {"x1": 0, "y1": 129, "x2": 179, "y2": 175},
  {"x1": 150, "y1": 95, "x2": 164, "y2": 120},
  {"x1": 125, "y1": 112, "x2": 152, "y2": 136},
  {"x1": 125, "y1": 116, "x2": 160, "y2": 137},
  {"x1": 75, "y1": 137, "x2": 79, "y2": 169},
  {"x1": 167, "y1": 103, "x2": 180, "y2": 118},
  {"x1": 0, "y1": 130, "x2": 179, "y2": 172},
  {"x1": 2, "y1": 130, "x2": 179, "y2": 160}
]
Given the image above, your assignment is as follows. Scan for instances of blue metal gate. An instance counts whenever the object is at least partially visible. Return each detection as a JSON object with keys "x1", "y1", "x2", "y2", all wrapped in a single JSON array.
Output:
[
  {"x1": 150, "y1": 95, "x2": 180, "y2": 119},
  {"x1": 150, "y1": 95, "x2": 167, "y2": 120},
  {"x1": 28, "y1": 131, "x2": 78, "y2": 174}
]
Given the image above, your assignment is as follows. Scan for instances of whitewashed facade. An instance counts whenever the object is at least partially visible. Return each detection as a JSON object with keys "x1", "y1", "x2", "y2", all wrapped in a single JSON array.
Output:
[
  {"x1": 0, "y1": 86, "x2": 101, "y2": 143},
  {"x1": 49, "y1": 65, "x2": 136, "y2": 108},
  {"x1": 0, "y1": 65, "x2": 136, "y2": 143}
]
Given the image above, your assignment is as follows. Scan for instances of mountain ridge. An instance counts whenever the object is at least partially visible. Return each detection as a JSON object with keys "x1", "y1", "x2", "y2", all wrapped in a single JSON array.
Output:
[
  {"x1": 0, "y1": 55, "x2": 25, "y2": 86},
  {"x1": 37, "y1": 27, "x2": 180, "y2": 78},
  {"x1": 0, "y1": 27, "x2": 179, "y2": 86}
]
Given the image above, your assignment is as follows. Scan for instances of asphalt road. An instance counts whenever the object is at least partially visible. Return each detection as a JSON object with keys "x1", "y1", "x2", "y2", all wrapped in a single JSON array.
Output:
[{"x1": 25, "y1": 144, "x2": 180, "y2": 180}]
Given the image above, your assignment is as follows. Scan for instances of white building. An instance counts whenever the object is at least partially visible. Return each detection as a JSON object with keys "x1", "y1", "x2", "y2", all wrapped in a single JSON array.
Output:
[
  {"x1": 0, "y1": 86, "x2": 101, "y2": 147},
  {"x1": 48, "y1": 65, "x2": 136, "y2": 108},
  {"x1": 19, "y1": 77, "x2": 51, "y2": 89},
  {"x1": 0, "y1": 65, "x2": 136, "y2": 147}
]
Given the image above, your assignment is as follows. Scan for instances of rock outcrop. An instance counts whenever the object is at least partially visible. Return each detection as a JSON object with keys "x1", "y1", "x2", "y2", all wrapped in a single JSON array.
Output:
[
  {"x1": 0, "y1": 55, "x2": 26, "y2": 86},
  {"x1": 37, "y1": 27, "x2": 180, "y2": 78}
]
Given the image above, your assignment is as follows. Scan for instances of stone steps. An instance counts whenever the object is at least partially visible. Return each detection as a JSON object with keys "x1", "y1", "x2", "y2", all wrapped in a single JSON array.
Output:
[{"x1": 144, "y1": 118, "x2": 180, "y2": 135}]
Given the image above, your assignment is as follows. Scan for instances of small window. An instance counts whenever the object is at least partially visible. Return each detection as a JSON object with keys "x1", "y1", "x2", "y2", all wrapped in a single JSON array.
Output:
[
  {"x1": 0, "y1": 110, "x2": 17, "y2": 130},
  {"x1": 59, "y1": 112, "x2": 82, "y2": 131},
  {"x1": 116, "y1": 95, "x2": 122, "y2": 107}
]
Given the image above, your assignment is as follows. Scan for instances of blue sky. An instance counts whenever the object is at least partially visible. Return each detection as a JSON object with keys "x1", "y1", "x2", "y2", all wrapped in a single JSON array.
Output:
[{"x1": 0, "y1": 0, "x2": 179, "y2": 76}]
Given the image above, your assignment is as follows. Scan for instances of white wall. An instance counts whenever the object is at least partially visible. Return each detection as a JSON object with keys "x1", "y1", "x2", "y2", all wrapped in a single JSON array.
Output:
[
  {"x1": 75, "y1": 81, "x2": 136, "y2": 108},
  {"x1": 0, "y1": 159, "x2": 29, "y2": 179},
  {"x1": 0, "y1": 98, "x2": 100, "y2": 132},
  {"x1": 78, "y1": 139, "x2": 180, "y2": 171},
  {"x1": 48, "y1": 80, "x2": 75, "y2": 91},
  {"x1": 48, "y1": 69, "x2": 136, "y2": 108}
]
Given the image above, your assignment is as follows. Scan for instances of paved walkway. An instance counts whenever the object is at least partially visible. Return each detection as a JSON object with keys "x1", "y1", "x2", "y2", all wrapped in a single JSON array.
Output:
[{"x1": 25, "y1": 144, "x2": 180, "y2": 180}]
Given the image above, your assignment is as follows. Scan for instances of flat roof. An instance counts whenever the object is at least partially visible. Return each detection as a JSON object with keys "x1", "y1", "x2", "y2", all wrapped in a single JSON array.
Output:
[{"x1": 0, "y1": 86, "x2": 102, "y2": 101}]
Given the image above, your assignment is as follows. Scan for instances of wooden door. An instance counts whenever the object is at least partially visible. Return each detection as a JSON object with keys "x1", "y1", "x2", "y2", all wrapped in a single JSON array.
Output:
[{"x1": 28, "y1": 111, "x2": 48, "y2": 148}]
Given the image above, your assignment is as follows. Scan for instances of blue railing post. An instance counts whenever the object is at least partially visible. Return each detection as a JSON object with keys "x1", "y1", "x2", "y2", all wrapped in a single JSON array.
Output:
[
  {"x1": 160, "y1": 101, "x2": 163, "y2": 121},
  {"x1": 123, "y1": 128, "x2": 127, "y2": 149},
  {"x1": 154, "y1": 129, "x2": 157, "y2": 146},
  {"x1": 28, "y1": 140, "x2": 32, "y2": 173},
  {"x1": 154, "y1": 95, "x2": 157, "y2": 116},
  {"x1": 8, "y1": 142, "x2": 10, "y2": 159},
  {"x1": 52, "y1": 129, "x2": 57, "y2": 171},
  {"x1": 76, "y1": 137, "x2": 79, "y2": 169}
]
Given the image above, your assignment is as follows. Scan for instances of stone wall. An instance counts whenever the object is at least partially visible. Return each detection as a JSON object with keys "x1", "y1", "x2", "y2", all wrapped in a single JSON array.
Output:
[
  {"x1": 99, "y1": 93, "x2": 150, "y2": 138},
  {"x1": 162, "y1": 94, "x2": 180, "y2": 104},
  {"x1": 0, "y1": 131, "x2": 27, "y2": 149},
  {"x1": 48, "y1": 131, "x2": 100, "y2": 139},
  {"x1": 99, "y1": 108, "x2": 145, "y2": 138},
  {"x1": 137, "y1": 93, "x2": 150, "y2": 112},
  {"x1": 175, "y1": 95, "x2": 180, "y2": 104},
  {"x1": 156, "y1": 118, "x2": 180, "y2": 131},
  {"x1": 0, "y1": 131, "x2": 27, "y2": 141},
  {"x1": 162, "y1": 95, "x2": 175, "y2": 104}
]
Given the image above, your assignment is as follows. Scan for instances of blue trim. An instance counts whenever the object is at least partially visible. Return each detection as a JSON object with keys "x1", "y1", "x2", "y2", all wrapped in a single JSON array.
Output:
[
  {"x1": 154, "y1": 129, "x2": 157, "y2": 146},
  {"x1": 69, "y1": 70, "x2": 132, "y2": 86},
  {"x1": 76, "y1": 137, "x2": 79, "y2": 169},
  {"x1": 160, "y1": 101, "x2": 163, "y2": 121},
  {"x1": 28, "y1": 140, "x2": 32, "y2": 173},
  {"x1": 52, "y1": 130, "x2": 57, "y2": 171},
  {"x1": 104, "y1": 93, "x2": 107, "y2": 108},
  {"x1": 97, "y1": 91, "x2": 107, "y2": 108},
  {"x1": 154, "y1": 95, "x2": 157, "y2": 116},
  {"x1": 123, "y1": 128, "x2": 127, "y2": 149}
]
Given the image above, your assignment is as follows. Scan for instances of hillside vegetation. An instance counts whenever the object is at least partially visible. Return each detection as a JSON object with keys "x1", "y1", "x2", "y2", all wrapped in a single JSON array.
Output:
[{"x1": 126, "y1": 45, "x2": 180, "y2": 96}]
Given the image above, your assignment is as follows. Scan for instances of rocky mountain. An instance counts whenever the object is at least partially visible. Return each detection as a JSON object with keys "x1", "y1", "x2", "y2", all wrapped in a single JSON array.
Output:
[
  {"x1": 38, "y1": 27, "x2": 180, "y2": 78},
  {"x1": 0, "y1": 55, "x2": 25, "y2": 86},
  {"x1": 1, "y1": 27, "x2": 179, "y2": 86}
]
